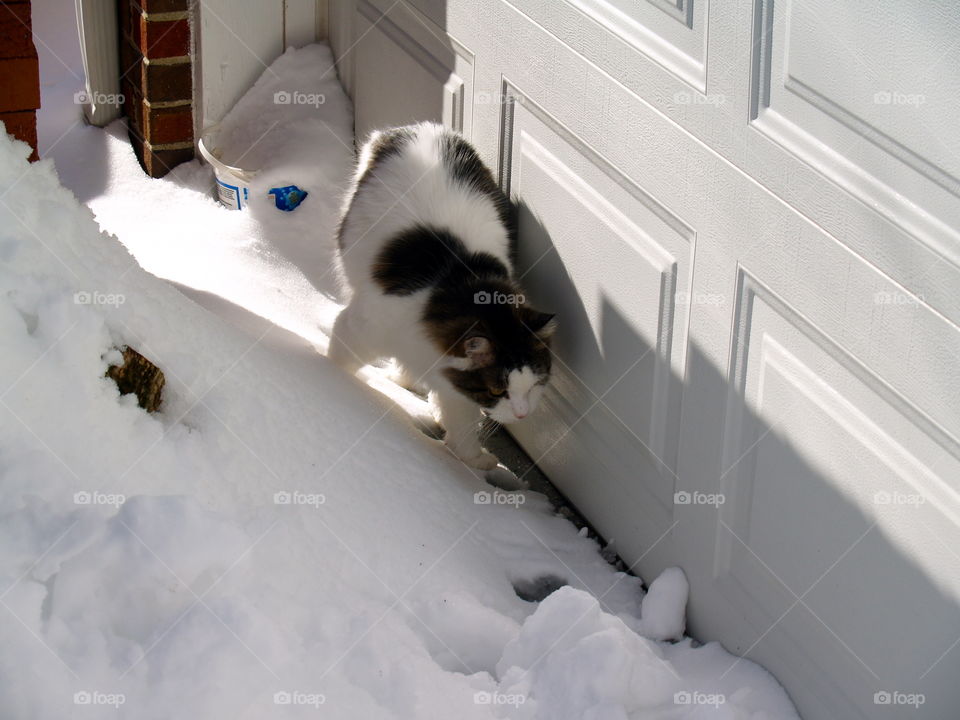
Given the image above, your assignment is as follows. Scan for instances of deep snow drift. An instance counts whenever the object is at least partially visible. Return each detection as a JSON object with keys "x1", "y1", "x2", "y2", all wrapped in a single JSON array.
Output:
[{"x1": 0, "y1": 37, "x2": 799, "y2": 719}]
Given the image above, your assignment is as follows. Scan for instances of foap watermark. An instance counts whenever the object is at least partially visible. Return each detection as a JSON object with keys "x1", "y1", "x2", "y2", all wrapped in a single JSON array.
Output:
[
  {"x1": 675, "y1": 290, "x2": 724, "y2": 307},
  {"x1": 74, "y1": 690, "x2": 125, "y2": 708},
  {"x1": 74, "y1": 291, "x2": 125, "y2": 307},
  {"x1": 674, "y1": 490, "x2": 725, "y2": 507},
  {"x1": 475, "y1": 91, "x2": 517, "y2": 106},
  {"x1": 474, "y1": 490, "x2": 525, "y2": 507},
  {"x1": 474, "y1": 691, "x2": 526, "y2": 707},
  {"x1": 674, "y1": 91, "x2": 726, "y2": 106},
  {"x1": 873, "y1": 290, "x2": 924, "y2": 306},
  {"x1": 273, "y1": 90, "x2": 326, "y2": 107},
  {"x1": 74, "y1": 491, "x2": 125, "y2": 508},
  {"x1": 273, "y1": 690, "x2": 326, "y2": 708},
  {"x1": 874, "y1": 690, "x2": 925, "y2": 708},
  {"x1": 873, "y1": 91, "x2": 925, "y2": 107},
  {"x1": 74, "y1": 90, "x2": 124, "y2": 106},
  {"x1": 274, "y1": 490, "x2": 326, "y2": 508},
  {"x1": 674, "y1": 690, "x2": 725, "y2": 708},
  {"x1": 474, "y1": 290, "x2": 525, "y2": 306},
  {"x1": 874, "y1": 491, "x2": 925, "y2": 507}
]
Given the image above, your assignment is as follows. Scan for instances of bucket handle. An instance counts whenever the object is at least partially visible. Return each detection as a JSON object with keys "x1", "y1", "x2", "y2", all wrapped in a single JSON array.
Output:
[{"x1": 198, "y1": 123, "x2": 258, "y2": 182}]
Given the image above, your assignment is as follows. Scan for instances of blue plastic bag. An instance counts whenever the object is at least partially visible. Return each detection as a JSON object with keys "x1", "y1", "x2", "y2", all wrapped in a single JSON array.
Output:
[{"x1": 268, "y1": 185, "x2": 308, "y2": 211}]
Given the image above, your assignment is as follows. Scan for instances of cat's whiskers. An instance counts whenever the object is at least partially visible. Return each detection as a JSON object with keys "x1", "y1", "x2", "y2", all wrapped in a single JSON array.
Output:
[{"x1": 479, "y1": 417, "x2": 501, "y2": 445}]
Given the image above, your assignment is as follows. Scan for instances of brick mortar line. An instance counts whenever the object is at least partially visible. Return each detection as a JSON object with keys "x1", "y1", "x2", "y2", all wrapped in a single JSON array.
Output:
[
  {"x1": 141, "y1": 138, "x2": 194, "y2": 151},
  {"x1": 0, "y1": 50, "x2": 39, "y2": 61},
  {"x1": 140, "y1": 10, "x2": 190, "y2": 22},
  {"x1": 0, "y1": 107, "x2": 41, "y2": 114},
  {"x1": 144, "y1": 98, "x2": 192, "y2": 109},
  {"x1": 142, "y1": 55, "x2": 190, "y2": 66}
]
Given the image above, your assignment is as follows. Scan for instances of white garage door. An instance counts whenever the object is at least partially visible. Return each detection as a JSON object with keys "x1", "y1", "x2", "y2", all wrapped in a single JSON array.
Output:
[{"x1": 328, "y1": 1, "x2": 960, "y2": 717}]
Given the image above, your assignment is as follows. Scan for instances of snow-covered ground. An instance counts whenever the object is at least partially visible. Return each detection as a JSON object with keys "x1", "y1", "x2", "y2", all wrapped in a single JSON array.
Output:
[{"x1": 0, "y1": 8, "x2": 800, "y2": 718}]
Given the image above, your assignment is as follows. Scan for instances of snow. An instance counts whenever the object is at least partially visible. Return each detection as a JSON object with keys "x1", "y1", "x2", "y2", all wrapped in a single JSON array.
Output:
[{"x1": 0, "y1": 15, "x2": 800, "y2": 718}]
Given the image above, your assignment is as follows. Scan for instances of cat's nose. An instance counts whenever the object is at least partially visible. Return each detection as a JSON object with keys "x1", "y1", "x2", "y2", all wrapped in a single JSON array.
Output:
[{"x1": 511, "y1": 398, "x2": 529, "y2": 419}]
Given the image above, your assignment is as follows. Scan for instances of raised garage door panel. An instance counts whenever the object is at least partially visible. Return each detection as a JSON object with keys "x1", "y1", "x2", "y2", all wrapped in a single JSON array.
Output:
[
  {"x1": 502, "y1": 86, "x2": 694, "y2": 568},
  {"x1": 775, "y1": 0, "x2": 960, "y2": 182},
  {"x1": 562, "y1": 0, "x2": 708, "y2": 88},
  {"x1": 753, "y1": 0, "x2": 960, "y2": 257},
  {"x1": 351, "y1": 0, "x2": 473, "y2": 140},
  {"x1": 716, "y1": 268, "x2": 960, "y2": 718}
]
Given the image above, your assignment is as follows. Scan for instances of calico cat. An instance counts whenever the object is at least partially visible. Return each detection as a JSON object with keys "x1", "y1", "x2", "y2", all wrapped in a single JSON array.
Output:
[{"x1": 330, "y1": 122, "x2": 556, "y2": 469}]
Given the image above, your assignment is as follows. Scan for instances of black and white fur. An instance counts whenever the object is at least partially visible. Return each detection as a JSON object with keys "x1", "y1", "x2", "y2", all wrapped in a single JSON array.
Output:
[{"x1": 330, "y1": 122, "x2": 555, "y2": 469}]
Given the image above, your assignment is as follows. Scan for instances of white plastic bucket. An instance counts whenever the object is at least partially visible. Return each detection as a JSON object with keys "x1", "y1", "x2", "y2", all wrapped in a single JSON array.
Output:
[{"x1": 197, "y1": 124, "x2": 258, "y2": 210}]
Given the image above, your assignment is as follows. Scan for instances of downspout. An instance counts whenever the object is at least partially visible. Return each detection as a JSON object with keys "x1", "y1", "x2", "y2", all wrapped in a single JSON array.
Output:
[{"x1": 75, "y1": 0, "x2": 122, "y2": 126}]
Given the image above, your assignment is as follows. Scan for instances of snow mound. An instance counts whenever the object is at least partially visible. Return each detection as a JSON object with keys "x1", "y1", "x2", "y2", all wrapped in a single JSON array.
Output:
[
  {"x1": 636, "y1": 566, "x2": 688, "y2": 641},
  {"x1": 498, "y1": 587, "x2": 681, "y2": 717},
  {"x1": 498, "y1": 587, "x2": 794, "y2": 720}
]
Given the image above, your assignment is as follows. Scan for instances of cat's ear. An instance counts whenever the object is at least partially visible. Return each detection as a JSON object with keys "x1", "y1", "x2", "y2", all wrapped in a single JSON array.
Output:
[
  {"x1": 524, "y1": 309, "x2": 557, "y2": 341},
  {"x1": 463, "y1": 336, "x2": 495, "y2": 369}
]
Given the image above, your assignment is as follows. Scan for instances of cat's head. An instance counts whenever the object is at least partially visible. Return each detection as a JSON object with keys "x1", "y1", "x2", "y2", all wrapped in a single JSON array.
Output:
[{"x1": 434, "y1": 297, "x2": 556, "y2": 423}]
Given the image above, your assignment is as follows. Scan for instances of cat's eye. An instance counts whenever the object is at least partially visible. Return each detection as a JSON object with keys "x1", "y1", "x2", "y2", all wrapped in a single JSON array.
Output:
[{"x1": 490, "y1": 387, "x2": 507, "y2": 397}]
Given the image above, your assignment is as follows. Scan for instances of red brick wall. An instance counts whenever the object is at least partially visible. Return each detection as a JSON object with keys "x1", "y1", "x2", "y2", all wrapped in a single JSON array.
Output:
[
  {"x1": 119, "y1": 0, "x2": 194, "y2": 177},
  {"x1": 0, "y1": 0, "x2": 40, "y2": 161}
]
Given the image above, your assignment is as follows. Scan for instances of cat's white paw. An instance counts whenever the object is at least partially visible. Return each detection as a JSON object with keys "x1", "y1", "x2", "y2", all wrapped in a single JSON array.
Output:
[{"x1": 458, "y1": 449, "x2": 500, "y2": 470}]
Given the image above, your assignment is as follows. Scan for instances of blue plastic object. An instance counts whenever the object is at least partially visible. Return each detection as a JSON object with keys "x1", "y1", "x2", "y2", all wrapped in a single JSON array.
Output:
[{"x1": 268, "y1": 184, "x2": 308, "y2": 211}]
